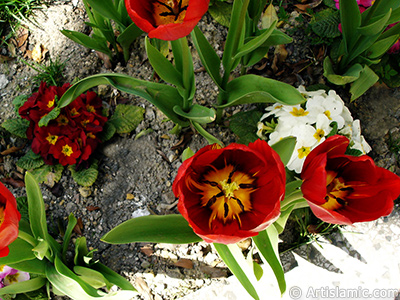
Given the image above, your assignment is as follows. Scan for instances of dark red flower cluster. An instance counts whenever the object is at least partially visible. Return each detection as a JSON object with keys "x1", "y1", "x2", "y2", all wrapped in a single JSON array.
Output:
[{"x1": 19, "y1": 82, "x2": 107, "y2": 166}]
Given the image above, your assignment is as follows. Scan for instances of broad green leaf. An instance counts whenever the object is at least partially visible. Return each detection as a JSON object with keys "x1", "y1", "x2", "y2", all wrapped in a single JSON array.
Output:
[
  {"x1": 228, "y1": 109, "x2": 263, "y2": 145},
  {"x1": 17, "y1": 197, "x2": 29, "y2": 222},
  {"x1": 220, "y1": 74, "x2": 305, "y2": 108},
  {"x1": 12, "y1": 94, "x2": 29, "y2": 114},
  {"x1": 367, "y1": 35, "x2": 400, "y2": 59},
  {"x1": 62, "y1": 214, "x2": 78, "y2": 263},
  {"x1": 60, "y1": 30, "x2": 112, "y2": 57},
  {"x1": 17, "y1": 149, "x2": 45, "y2": 170},
  {"x1": 233, "y1": 20, "x2": 277, "y2": 60},
  {"x1": 324, "y1": 57, "x2": 363, "y2": 85},
  {"x1": 173, "y1": 104, "x2": 216, "y2": 124},
  {"x1": 46, "y1": 257, "x2": 137, "y2": 299},
  {"x1": 191, "y1": 26, "x2": 223, "y2": 89},
  {"x1": 358, "y1": 9, "x2": 391, "y2": 36},
  {"x1": 0, "y1": 237, "x2": 35, "y2": 265},
  {"x1": 1, "y1": 118, "x2": 29, "y2": 138},
  {"x1": 85, "y1": 0, "x2": 125, "y2": 28},
  {"x1": 38, "y1": 107, "x2": 61, "y2": 127},
  {"x1": 340, "y1": 0, "x2": 361, "y2": 52},
  {"x1": 253, "y1": 226, "x2": 286, "y2": 295},
  {"x1": 25, "y1": 172, "x2": 48, "y2": 241},
  {"x1": 350, "y1": 65, "x2": 379, "y2": 101},
  {"x1": 91, "y1": 263, "x2": 136, "y2": 291},
  {"x1": 310, "y1": 8, "x2": 341, "y2": 39},
  {"x1": 214, "y1": 243, "x2": 260, "y2": 300},
  {"x1": 182, "y1": 147, "x2": 195, "y2": 162},
  {"x1": 270, "y1": 137, "x2": 296, "y2": 166},
  {"x1": 73, "y1": 266, "x2": 110, "y2": 289},
  {"x1": 117, "y1": 22, "x2": 143, "y2": 62},
  {"x1": 101, "y1": 214, "x2": 202, "y2": 244},
  {"x1": 97, "y1": 122, "x2": 116, "y2": 142},
  {"x1": 32, "y1": 239, "x2": 50, "y2": 260},
  {"x1": 69, "y1": 161, "x2": 99, "y2": 187},
  {"x1": 8, "y1": 259, "x2": 47, "y2": 275},
  {"x1": 108, "y1": 104, "x2": 145, "y2": 134},
  {"x1": 145, "y1": 37, "x2": 183, "y2": 88},
  {"x1": 57, "y1": 74, "x2": 187, "y2": 127},
  {"x1": 0, "y1": 277, "x2": 46, "y2": 296},
  {"x1": 30, "y1": 164, "x2": 63, "y2": 186}
]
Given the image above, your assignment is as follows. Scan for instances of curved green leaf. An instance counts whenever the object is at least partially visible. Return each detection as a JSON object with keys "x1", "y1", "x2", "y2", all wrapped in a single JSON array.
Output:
[
  {"x1": 214, "y1": 243, "x2": 260, "y2": 300},
  {"x1": 191, "y1": 26, "x2": 223, "y2": 89},
  {"x1": 173, "y1": 104, "x2": 216, "y2": 124},
  {"x1": 323, "y1": 58, "x2": 363, "y2": 85},
  {"x1": 101, "y1": 214, "x2": 202, "y2": 244},
  {"x1": 25, "y1": 172, "x2": 48, "y2": 241},
  {"x1": 340, "y1": 0, "x2": 361, "y2": 52},
  {"x1": 0, "y1": 277, "x2": 46, "y2": 296},
  {"x1": 0, "y1": 237, "x2": 35, "y2": 265},
  {"x1": 63, "y1": 214, "x2": 78, "y2": 263},
  {"x1": 270, "y1": 137, "x2": 296, "y2": 166},
  {"x1": 191, "y1": 121, "x2": 223, "y2": 147},
  {"x1": 349, "y1": 65, "x2": 379, "y2": 101},
  {"x1": 8, "y1": 259, "x2": 47, "y2": 275},
  {"x1": 358, "y1": 9, "x2": 391, "y2": 36},
  {"x1": 91, "y1": 263, "x2": 136, "y2": 292},
  {"x1": 73, "y1": 266, "x2": 110, "y2": 289},
  {"x1": 367, "y1": 35, "x2": 399, "y2": 59},
  {"x1": 145, "y1": 37, "x2": 183, "y2": 88},
  {"x1": 219, "y1": 74, "x2": 305, "y2": 108},
  {"x1": 61, "y1": 30, "x2": 112, "y2": 56},
  {"x1": 253, "y1": 226, "x2": 286, "y2": 295}
]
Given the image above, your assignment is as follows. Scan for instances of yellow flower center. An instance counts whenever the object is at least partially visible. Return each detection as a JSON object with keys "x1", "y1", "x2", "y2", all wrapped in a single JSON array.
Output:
[
  {"x1": 86, "y1": 105, "x2": 95, "y2": 113},
  {"x1": 46, "y1": 133, "x2": 58, "y2": 145},
  {"x1": 153, "y1": 0, "x2": 189, "y2": 26},
  {"x1": 321, "y1": 171, "x2": 353, "y2": 211},
  {"x1": 324, "y1": 110, "x2": 332, "y2": 120},
  {"x1": 81, "y1": 119, "x2": 90, "y2": 127},
  {"x1": 56, "y1": 115, "x2": 69, "y2": 126},
  {"x1": 47, "y1": 98, "x2": 55, "y2": 108},
  {"x1": 62, "y1": 144, "x2": 73, "y2": 157},
  {"x1": 314, "y1": 129, "x2": 325, "y2": 142},
  {"x1": 5, "y1": 273, "x2": 19, "y2": 284},
  {"x1": 87, "y1": 132, "x2": 96, "y2": 139},
  {"x1": 188, "y1": 165, "x2": 257, "y2": 228},
  {"x1": 290, "y1": 107, "x2": 309, "y2": 117},
  {"x1": 297, "y1": 146, "x2": 311, "y2": 159},
  {"x1": 70, "y1": 108, "x2": 80, "y2": 116}
]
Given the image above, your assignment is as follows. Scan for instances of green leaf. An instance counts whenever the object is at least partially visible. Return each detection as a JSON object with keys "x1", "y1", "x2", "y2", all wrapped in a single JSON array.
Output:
[
  {"x1": 323, "y1": 57, "x2": 363, "y2": 85},
  {"x1": 30, "y1": 164, "x2": 64, "y2": 186},
  {"x1": 310, "y1": 8, "x2": 341, "y2": 39},
  {"x1": 25, "y1": 172, "x2": 48, "y2": 241},
  {"x1": 0, "y1": 238, "x2": 36, "y2": 265},
  {"x1": 0, "y1": 277, "x2": 46, "y2": 296},
  {"x1": 62, "y1": 214, "x2": 78, "y2": 263},
  {"x1": 274, "y1": 205, "x2": 295, "y2": 234},
  {"x1": 182, "y1": 147, "x2": 195, "y2": 162},
  {"x1": 349, "y1": 65, "x2": 379, "y2": 101},
  {"x1": 173, "y1": 104, "x2": 216, "y2": 124},
  {"x1": 85, "y1": 0, "x2": 124, "y2": 27},
  {"x1": 109, "y1": 104, "x2": 145, "y2": 134},
  {"x1": 38, "y1": 107, "x2": 61, "y2": 127},
  {"x1": 228, "y1": 109, "x2": 263, "y2": 145},
  {"x1": 367, "y1": 35, "x2": 399, "y2": 59},
  {"x1": 12, "y1": 94, "x2": 29, "y2": 114},
  {"x1": 253, "y1": 262, "x2": 263, "y2": 281},
  {"x1": 214, "y1": 243, "x2": 260, "y2": 300},
  {"x1": 69, "y1": 161, "x2": 99, "y2": 187},
  {"x1": 32, "y1": 239, "x2": 50, "y2": 260},
  {"x1": 17, "y1": 149, "x2": 45, "y2": 170},
  {"x1": 90, "y1": 263, "x2": 136, "y2": 292},
  {"x1": 253, "y1": 226, "x2": 286, "y2": 295},
  {"x1": 145, "y1": 37, "x2": 184, "y2": 88},
  {"x1": 190, "y1": 121, "x2": 223, "y2": 147},
  {"x1": 8, "y1": 259, "x2": 47, "y2": 275},
  {"x1": 16, "y1": 196, "x2": 29, "y2": 221},
  {"x1": 340, "y1": 0, "x2": 361, "y2": 52},
  {"x1": 46, "y1": 257, "x2": 137, "y2": 299},
  {"x1": 117, "y1": 22, "x2": 143, "y2": 61},
  {"x1": 1, "y1": 118, "x2": 29, "y2": 138},
  {"x1": 191, "y1": 26, "x2": 223, "y2": 89},
  {"x1": 101, "y1": 214, "x2": 202, "y2": 244},
  {"x1": 208, "y1": 1, "x2": 232, "y2": 27},
  {"x1": 270, "y1": 137, "x2": 296, "y2": 166},
  {"x1": 60, "y1": 30, "x2": 112, "y2": 57},
  {"x1": 73, "y1": 266, "x2": 110, "y2": 289},
  {"x1": 358, "y1": 9, "x2": 391, "y2": 36},
  {"x1": 220, "y1": 75, "x2": 305, "y2": 108},
  {"x1": 97, "y1": 122, "x2": 116, "y2": 142}
]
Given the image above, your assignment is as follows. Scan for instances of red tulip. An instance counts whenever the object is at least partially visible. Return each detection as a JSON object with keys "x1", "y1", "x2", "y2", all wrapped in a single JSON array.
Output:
[
  {"x1": 125, "y1": 0, "x2": 210, "y2": 41},
  {"x1": 173, "y1": 140, "x2": 285, "y2": 244},
  {"x1": 0, "y1": 182, "x2": 21, "y2": 258},
  {"x1": 301, "y1": 135, "x2": 400, "y2": 225}
]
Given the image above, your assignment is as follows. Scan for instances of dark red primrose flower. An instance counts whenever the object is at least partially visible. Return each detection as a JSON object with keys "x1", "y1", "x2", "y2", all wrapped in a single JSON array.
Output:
[
  {"x1": 173, "y1": 140, "x2": 285, "y2": 244},
  {"x1": 301, "y1": 135, "x2": 400, "y2": 225}
]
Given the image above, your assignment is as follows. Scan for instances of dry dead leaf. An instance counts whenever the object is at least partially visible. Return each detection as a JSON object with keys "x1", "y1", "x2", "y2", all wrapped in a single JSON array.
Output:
[
  {"x1": 73, "y1": 217, "x2": 84, "y2": 235},
  {"x1": 134, "y1": 277, "x2": 154, "y2": 300},
  {"x1": 1, "y1": 146, "x2": 23, "y2": 156},
  {"x1": 0, "y1": 55, "x2": 14, "y2": 63},
  {"x1": 1, "y1": 177, "x2": 25, "y2": 188},
  {"x1": 174, "y1": 258, "x2": 193, "y2": 269},
  {"x1": 86, "y1": 205, "x2": 100, "y2": 211},
  {"x1": 294, "y1": 0, "x2": 323, "y2": 11},
  {"x1": 95, "y1": 51, "x2": 113, "y2": 69},
  {"x1": 140, "y1": 246, "x2": 154, "y2": 257},
  {"x1": 262, "y1": 3, "x2": 278, "y2": 29},
  {"x1": 126, "y1": 193, "x2": 135, "y2": 200},
  {"x1": 31, "y1": 43, "x2": 48, "y2": 62}
]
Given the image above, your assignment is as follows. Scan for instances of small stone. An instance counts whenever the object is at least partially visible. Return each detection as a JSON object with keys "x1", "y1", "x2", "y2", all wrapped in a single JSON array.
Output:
[
  {"x1": 79, "y1": 187, "x2": 92, "y2": 198},
  {"x1": 141, "y1": 261, "x2": 151, "y2": 269}
]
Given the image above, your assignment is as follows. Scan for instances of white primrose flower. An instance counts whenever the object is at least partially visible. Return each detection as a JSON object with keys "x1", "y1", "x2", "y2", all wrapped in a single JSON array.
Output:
[
  {"x1": 306, "y1": 93, "x2": 346, "y2": 129},
  {"x1": 2, "y1": 268, "x2": 30, "y2": 286},
  {"x1": 339, "y1": 119, "x2": 372, "y2": 154}
]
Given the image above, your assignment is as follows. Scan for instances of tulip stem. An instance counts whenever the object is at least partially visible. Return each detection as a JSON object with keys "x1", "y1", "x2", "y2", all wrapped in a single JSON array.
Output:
[
  {"x1": 18, "y1": 230, "x2": 37, "y2": 247},
  {"x1": 280, "y1": 190, "x2": 307, "y2": 211}
]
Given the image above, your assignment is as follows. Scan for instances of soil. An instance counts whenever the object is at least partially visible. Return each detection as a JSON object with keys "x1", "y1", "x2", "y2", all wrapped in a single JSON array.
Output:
[{"x1": 0, "y1": 1, "x2": 400, "y2": 300}]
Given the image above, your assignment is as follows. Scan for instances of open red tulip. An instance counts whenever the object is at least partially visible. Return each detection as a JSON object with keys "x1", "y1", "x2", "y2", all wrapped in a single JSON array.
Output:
[
  {"x1": 173, "y1": 140, "x2": 285, "y2": 244},
  {"x1": 124, "y1": 0, "x2": 210, "y2": 41},
  {"x1": 0, "y1": 183, "x2": 21, "y2": 258},
  {"x1": 301, "y1": 135, "x2": 400, "y2": 225}
]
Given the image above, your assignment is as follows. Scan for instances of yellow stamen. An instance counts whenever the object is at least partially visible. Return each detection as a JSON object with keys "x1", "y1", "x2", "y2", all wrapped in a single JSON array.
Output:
[
  {"x1": 46, "y1": 133, "x2": 58, "y2": 145},
  {"x1": 61, "y1": 144, "x2": 73, "y2": 157},
  {"x1": 81, "y1": 119, "x2": 90, "y2": 127},
  {"x1": 87, "y1": 132, "x2": 96, "y2": 139},
  {"x1": 153, "y1": 0, "x2": 189, "y2": 26},
  {"x1": 321, "y1": 173, "x2": 352, "y2": 211},
  {"x1": 56, "y1": 115, "x2": 69, "y2": 126},
  {"x1": 290, "y1": 107, "x2": 309, "y2": 117},
  {"x1": 324, "y1": 110, "x2": 332, "y2": 120},
  {"x1": 297, "y1": 146, "x2": 311, "y2": 159},
  {"x1": 314, "y1": 129, "x2": 325, "y2": 142},
  {"x1": 47, "y1": 99, "x2": 55, "y2": 108},
  {"x1": 86, "y1": 105, "x2": 95, "y2": 113},
  {"x1": 188, "y1": 164, "x2": 257, "y2": 228},
  {"x1": 70, "y1": 108, "x2": 80, "y2": 116}
]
